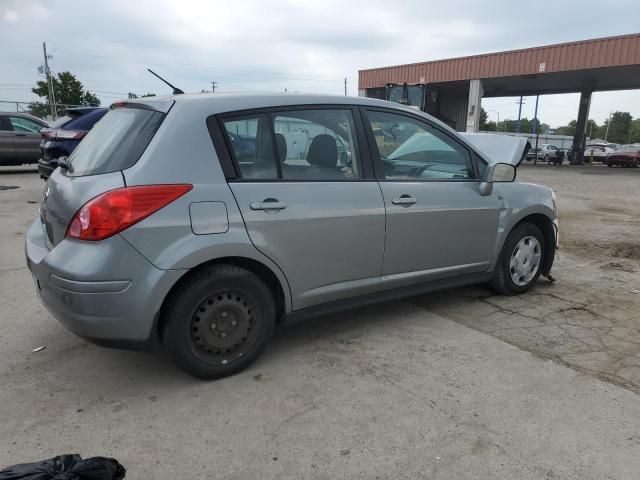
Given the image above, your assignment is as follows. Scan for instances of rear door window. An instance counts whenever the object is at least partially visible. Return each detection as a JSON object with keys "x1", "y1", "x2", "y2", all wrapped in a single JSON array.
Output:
[
  {"x1": 273, "y1": 109, "x2": 360, "y2": 180},
  {"x1": 220, "y1": 109, "x2": 361, "y2": 181},
  {"x1": 9, "y1": 116, "x2": 43, "y2": 133},
  {"x1": 66, "y1": 107, "x2": 164, "y2": 177}
]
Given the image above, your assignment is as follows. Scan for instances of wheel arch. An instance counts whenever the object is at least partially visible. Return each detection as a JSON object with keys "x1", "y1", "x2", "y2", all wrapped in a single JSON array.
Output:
[
  {"x1": 504, "y1": 213, "x2": 556, "y2": 275},
  {"x1": 157, "y1": 256, "x2": 290, "y2": 344}
]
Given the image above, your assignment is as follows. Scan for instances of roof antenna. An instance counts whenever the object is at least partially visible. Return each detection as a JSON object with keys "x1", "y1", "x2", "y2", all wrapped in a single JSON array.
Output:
[{"x1": 147, "y1": 68, "x2": 184, "y2": 94}]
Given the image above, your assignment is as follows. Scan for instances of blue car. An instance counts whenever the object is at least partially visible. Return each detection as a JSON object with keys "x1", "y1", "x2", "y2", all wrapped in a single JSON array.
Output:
[{"x1": 38, "y1": 107, "x2": 108, "y2": 179}]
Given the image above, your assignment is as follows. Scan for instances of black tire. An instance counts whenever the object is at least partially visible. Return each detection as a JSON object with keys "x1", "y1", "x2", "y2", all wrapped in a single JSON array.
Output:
[
  {"x1": 490, "y1": 223, "x2": 545, "y2": 295},
  {"x1": 544, "y1": 154, "x2": 550, "y2": 163},
  {"x1": 162, "y1": 264, "x2": 276, "y2": 379}
]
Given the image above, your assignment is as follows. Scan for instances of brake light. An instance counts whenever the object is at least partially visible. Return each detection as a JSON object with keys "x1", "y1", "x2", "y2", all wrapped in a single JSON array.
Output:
[
  {"x1": 41, "y1": 129, "x2": 86, "y2": 140},
  {"x1": 66, "y1": 184, "x2": 192, "y2": 241},
  {"x1": 55, "y1": 130, "x2": 86, "y2": 140}
]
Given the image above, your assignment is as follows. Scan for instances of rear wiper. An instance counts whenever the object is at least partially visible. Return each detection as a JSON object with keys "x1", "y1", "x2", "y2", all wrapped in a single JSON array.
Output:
[{"x1": 57, "y1": 156, "x2": 74, "y2": 173}]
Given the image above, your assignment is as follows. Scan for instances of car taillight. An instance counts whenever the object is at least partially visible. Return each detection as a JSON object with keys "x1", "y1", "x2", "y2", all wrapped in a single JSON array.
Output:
[
  {"x1": 41, "y1": 129, "x2": 86, "y2": 140},
  {"x1": 66, "y1": 184, "x2": 192, "y2": 241},
  {"x1": 56, "y1": 130, "x2": 87, "y2": 140}
]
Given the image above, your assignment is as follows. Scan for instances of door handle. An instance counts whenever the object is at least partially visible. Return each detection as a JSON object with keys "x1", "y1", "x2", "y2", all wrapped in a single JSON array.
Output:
[
  {"x1": 14, "y1": 133, "x2": 27, "y2": 137},
  {"x1": 250, "y1": 198, "x2": 287, "y2": 211},
  {"x1": 391, "y1": 195, "x2": 416, "y2": 206}
]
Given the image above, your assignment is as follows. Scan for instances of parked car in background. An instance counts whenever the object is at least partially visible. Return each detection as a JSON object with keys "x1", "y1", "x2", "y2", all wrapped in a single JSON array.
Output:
[
  {"x1": 584, "y1": 143, "x2": 617, "y2": 162},
  {"x1": 525, "y1": 144, "x2": 563, "y2": 164},
  {"x1": 0, "y1": 112, "x2": 48, "y2": 166},
  {"x1": 38, "y1": 107, "x2": 108, "y2": 179},
  {"x1": 606, "y1": 144, "x2": 640, "y2": 168},
  {"x1": 26, "y1": 94, "x2": 558, "y2": 379}
]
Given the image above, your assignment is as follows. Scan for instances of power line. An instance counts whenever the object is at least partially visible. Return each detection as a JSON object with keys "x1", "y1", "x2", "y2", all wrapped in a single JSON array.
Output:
[{"x1": 50, "y1": 43, "x2": 347, "y2": 83}]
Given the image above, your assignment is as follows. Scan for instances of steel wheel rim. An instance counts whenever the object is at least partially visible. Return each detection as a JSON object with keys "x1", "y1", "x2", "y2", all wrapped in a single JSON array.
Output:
[
  {"x1": 509, "y1": 236, "x2": 541, "y2": 287},
  {"x1": 189, "y1": 290, "x2": 258, "y2": 365}
]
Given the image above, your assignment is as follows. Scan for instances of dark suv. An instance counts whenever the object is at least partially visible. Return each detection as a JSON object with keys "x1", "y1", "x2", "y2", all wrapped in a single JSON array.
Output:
[{"x1": 38, "y1": 107, "x2": 108, "y2": 179}]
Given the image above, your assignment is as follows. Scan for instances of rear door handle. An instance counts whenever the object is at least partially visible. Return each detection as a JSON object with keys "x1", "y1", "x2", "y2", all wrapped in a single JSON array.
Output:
[
  {"x1": 391, "y1": 195, "x2": 417, "y2": 206},
  {"x1": 14, "y1": 133, "x2": 27, "y2": 137},
  {"x1": 250, "y1": 198, "x2": 287, "y2": 211}
]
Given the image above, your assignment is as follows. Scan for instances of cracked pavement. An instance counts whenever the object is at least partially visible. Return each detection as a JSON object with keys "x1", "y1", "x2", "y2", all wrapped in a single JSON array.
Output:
[{"x1": 410, "y1": 163, "x2": 640, "y2": 393}]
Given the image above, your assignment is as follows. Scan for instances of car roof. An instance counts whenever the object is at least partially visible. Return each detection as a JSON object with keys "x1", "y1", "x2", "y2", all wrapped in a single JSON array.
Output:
[
  {"x1": 0, "y1": 111, "x2": 48, "y2": 124},
  {"x1": 124, "y1": 91, "x2": 416, "y2": 114}
]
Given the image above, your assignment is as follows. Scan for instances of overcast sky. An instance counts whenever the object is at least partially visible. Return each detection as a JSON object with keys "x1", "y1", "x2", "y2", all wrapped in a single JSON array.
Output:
[{"x1": 1, "y1": 0, "x2": 639, "y2": 127}]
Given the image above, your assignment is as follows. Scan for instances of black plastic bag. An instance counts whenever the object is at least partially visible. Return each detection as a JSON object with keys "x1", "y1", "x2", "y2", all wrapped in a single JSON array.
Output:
[{"x1": 0, "y1": 454, "x2": 125, "y2": 480}]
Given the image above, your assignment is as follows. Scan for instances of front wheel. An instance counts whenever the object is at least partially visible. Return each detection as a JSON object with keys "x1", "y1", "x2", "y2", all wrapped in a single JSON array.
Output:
[
  {"x1": 491, "y1": 223, "x2": 545, "y2": 295},
  {"x1": 544, "y1": 155, "x2": 550, "y2": 163},
  {"x1": 162, "y1": 264, "x2": 276, "y2": 379}
]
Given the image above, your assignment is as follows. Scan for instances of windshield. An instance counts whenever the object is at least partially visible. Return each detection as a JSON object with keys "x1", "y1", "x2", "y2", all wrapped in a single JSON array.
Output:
[
  {"x1": 66, "y1": 107, "x2": 164, "y2": 176},
  {"x1": 387, "y1": 132, "x2": 455, "y2": 160}
]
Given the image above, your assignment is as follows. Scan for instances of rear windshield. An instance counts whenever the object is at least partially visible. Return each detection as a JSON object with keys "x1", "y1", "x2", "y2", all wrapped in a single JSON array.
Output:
[
  {"x1": 66, "y1": 107, "x2": 164, "y2": 177},
  {"x1": 63, "y1": 109, "x2": 108, "y2": 131},
  {"x1": 49, "y1": 115, "x2": 72, "y2": 128}
]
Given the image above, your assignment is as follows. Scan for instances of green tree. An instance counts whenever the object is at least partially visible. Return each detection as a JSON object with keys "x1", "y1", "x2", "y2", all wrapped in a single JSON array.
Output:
[
  {"x1": 479, "y1": 107, "x2": 489, "y2": 130},
  {"x1": 629, "y1": 118, "x2": 640, "y2": 144},
  {"x1": 501, "y1": 117, "x2": 544, "y2": 134},
  {"x1": 555, "y1": 120, "x2": 576, "y2": 136},
  {"x1": 602, "y1": 111, "x2": 633, "y2": 144},
  {"x1": 30, "y1": 71, "x2": 99, "y2": 118}
]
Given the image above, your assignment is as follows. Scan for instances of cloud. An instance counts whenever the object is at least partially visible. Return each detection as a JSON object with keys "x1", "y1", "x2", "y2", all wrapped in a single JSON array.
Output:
[
  {"x1": 0, "y1": 0, "x2": 639, "y2": 125},
  {"x1": 1, "y1": 7, "x2": 18, "y2": 22}
]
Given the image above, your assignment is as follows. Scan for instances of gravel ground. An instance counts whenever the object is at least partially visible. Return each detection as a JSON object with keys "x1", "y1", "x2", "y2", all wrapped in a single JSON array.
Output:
[{"x1": 1, "y1": 164, "x2": 639, "y2": 479}]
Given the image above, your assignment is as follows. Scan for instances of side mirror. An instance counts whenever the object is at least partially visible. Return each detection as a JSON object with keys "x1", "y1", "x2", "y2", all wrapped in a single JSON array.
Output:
[{"x1": 479, "y1": 162, "x2": 516, "y2": 196}]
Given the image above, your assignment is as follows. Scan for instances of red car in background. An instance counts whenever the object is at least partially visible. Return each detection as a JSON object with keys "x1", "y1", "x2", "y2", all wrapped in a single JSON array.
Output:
[{"x1": 606, "y1": 144, "x2": 640, "y2": 168}]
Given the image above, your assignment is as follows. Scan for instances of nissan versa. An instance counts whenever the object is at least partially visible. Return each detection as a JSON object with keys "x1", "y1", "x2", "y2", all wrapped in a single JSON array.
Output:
[{"x1": 26, "y1": 93, "x2": 559, "y2": 379}]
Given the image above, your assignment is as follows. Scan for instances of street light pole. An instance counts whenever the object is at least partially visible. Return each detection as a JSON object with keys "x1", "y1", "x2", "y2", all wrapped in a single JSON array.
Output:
[
  {"x1": 486, "y1": 109, "x2": 500, "y2": 131},
  {"x1": 604, "y1": 111, "x2": 612, "y2": 142}
]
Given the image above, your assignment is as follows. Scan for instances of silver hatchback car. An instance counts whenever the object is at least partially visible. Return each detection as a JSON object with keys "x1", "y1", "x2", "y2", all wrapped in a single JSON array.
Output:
[{"x1": 26, "y1": 93, "x2": 558, "y2": 379}]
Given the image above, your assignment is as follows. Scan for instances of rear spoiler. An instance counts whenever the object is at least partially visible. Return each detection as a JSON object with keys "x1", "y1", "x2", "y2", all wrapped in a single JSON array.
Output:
[
  {"x1": 110, "y1": 98, "x2": 174, "y2": 114},
  {"x1": 460, "y1": 133, "x2": 530, "y2": 167}
]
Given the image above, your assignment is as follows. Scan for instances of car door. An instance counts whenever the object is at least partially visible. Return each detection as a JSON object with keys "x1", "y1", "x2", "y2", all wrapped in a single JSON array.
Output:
[
  {"x1": 217, "y1": 106, "x2": 385, "y2": 310},
  {"x1": 0, "y1": 115, "x2": 16, "y2": 163},
  {"x1": 9, "y1": 116, "x2": 44, "y2": 162},
  {"x1": 361, "y1": 107, "x2": 501, "y2": 290}
]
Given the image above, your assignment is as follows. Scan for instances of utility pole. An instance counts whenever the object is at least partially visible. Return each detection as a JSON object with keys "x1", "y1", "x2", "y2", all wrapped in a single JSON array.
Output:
[
  {"x1": 531, "y1": 95, "x2": 540, "y2": 165},
  {"x1": 515, "y1": 96, "x2": 525, "y2": 133},
  {"x1": 604, "y1": 111, "x2": 612, "y2": 141},
  {"x1": 42, "y1": 42, "x2": 56, "y2": 120},
  {"x1": 344, "y1": 77, "x2": 347, "y2": 96},
  {"x1": 210, "y1": 81, "x2": 218, "y2": 93}
]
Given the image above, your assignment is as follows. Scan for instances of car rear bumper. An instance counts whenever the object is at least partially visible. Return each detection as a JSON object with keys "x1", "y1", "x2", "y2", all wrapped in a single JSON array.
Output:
[{"x1": 25, "y1": 220, "x2": 185, "y2": 350}]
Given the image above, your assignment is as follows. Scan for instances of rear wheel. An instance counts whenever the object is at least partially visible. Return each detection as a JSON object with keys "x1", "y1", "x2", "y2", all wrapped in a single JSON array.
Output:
[
  {"x1": 491, "y1": 223, "x2": 545, "y2": 295},
  {"x1": 544, "y1": 154, "x2": 550, "y2": 163},
  {"x1": 163, "y1": 264, "x2": 276, "y2": 379}
]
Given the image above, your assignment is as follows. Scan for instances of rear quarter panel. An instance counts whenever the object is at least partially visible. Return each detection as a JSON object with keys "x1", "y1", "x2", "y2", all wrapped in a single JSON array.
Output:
[{"x1": 120, "y1": 101, "x2": 293, "y2": 311}]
